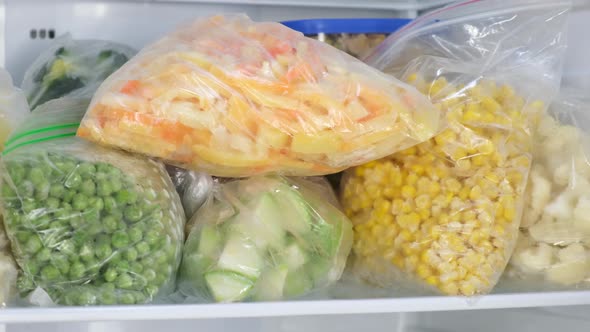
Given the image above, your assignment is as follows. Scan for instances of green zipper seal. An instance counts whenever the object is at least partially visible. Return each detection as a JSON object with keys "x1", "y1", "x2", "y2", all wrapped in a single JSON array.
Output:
[
  {"x1": 3, "y1": 123, "x2": 80, "y2": 147},
  {"x1": 2, "y1": 132, "x2": 76, "y2": 156}
]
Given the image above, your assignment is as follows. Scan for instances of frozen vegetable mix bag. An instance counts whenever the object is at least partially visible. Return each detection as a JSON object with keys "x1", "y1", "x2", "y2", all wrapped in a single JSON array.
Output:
[
  {"x1": 507, "y1": 94, "x2": 590, "y2": 288},
  {"x1": 77, "y1": 14, "x2": 439, "y2": 178},
  {"x1": 342, "y1": 0, "x2": 569, "y2": 296},
  {"x1": 0, "y1": 98, "x2": 185, "y2": 305},
  {"x1": 178, "y1": 176, "x2": 353, "y2": 302},
  {"x1": 22, "y1": 35, "x2": 136, "y2": 110}
]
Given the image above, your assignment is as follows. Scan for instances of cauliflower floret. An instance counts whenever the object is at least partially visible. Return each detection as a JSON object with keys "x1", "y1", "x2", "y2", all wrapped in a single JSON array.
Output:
[
  {"x1": 522, "y1": 166, "x2": 552, "y2": 228},
  {"x1": 512, "y1": 242, "x2": 554, "y2": 273},
  {"x1": 552, "y1": 163, "x2": 571, "y2": 186},
  {"x1": 546, "y1": 261, "x2": 588, "y2": 285},
  {"x1": 0, "y1": 252, "x2": 16, "y2": 306},
  {"x1": 558, "y1": 243, "x2": 587, "y2": 263},
  {"x1": 543, "y1": 191, "x2": 574, "y2": 220}
]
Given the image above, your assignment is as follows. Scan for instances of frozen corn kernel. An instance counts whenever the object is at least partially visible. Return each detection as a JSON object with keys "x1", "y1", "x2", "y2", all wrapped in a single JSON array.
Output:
[{"x1": 342, "y1": 76, "x2": 533, "y2": 296}]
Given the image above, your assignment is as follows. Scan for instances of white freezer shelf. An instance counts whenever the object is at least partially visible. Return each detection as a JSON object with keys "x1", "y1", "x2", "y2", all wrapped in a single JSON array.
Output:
[{"x1": 2, "y1": 290, "x2": 590, "y2": 323}]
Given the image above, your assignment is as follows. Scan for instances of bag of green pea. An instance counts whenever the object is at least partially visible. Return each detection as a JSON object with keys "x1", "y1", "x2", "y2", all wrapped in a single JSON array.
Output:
[{"x1": 0, "y1": 98, "x2": 185, "y2": 306}]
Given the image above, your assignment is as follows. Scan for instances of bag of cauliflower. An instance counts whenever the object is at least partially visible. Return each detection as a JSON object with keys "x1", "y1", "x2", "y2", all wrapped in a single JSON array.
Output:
[
  {"x1": 341, "y1": 0, "x2": 569, "y2": 296},
  {"x1": 503, "y1": 94, "x2": 590, "y2": 289}
]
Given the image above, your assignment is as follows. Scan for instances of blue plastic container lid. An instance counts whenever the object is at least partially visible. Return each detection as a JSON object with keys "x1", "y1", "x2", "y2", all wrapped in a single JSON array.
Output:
[{"x1": 281, "y1": 18, "x2": 411, "y2": 35}]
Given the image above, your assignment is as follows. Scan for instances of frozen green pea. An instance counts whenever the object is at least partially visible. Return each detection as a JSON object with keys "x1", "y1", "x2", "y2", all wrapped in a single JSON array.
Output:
[
  {"x1": 28, "y1": 167, "x2": 45, "y2": 186},
  {"x1": 103, "y1": 215, "x2": 118, "y2": 233},
  {"x1": 99, "y1": 290, "x2": 116, "y2": 305},
  {"x1": 111, "y1": 231, "x2": 129, "y2": 249},
  {"x1": 59, "y1": 239, "x2": 76, "y2": 255},
  {"x1": 63, "y1": 190, "x2": 76, "y2": 203},
  {"x1": 18, "y1": 181, "x2": 35, "y2": 197},
  {"x1": 115, "y1": 260, "x2": 130, "y2": 272},
  {"x1": 25, "y1": 262, "x2": 40, "y2": 275},
  {"x1": 109, "y1": 252, "x2": 122, "y2": 265},
  {"x1": 115, "y1": 190, "x2": 132, "y2": 205},
  {"x1": 34, "y1": 181, "x2": 50, "y2": 200},
  {"x1": 102, "y1": 282, "x2": 116, "y2": 292},
  {"x1": 53, "y1": 254, "x2": 70, "y2": 275},
  {"x1": 46, "y1": 197, "x2": 60, "y2": 209},
  {"x1": 80, "y1": 244, "x2": 94, "y2": 262},
  {"x1": 132, "y1": 277, "x2": 147, "y2": 290},
  {"x1": 36, "y1": 248, "x2": 51, "y2": 262},
  {"x1": 24, "y1": 236, "x2": 42, "y2": 254},
  {"x1": 133, "y1": 292, "x2": 147, "y2": 304},
  {"x1": 144, "y1": 230, "x2": 159, "y2": 246},
  {"x1": 8, "y1": 166, "x2": 25, "y2": 183},
  {"x1": 116, "y1": 273, "x2": 133, "y2": 289},
  {"x1": 68, "y1": 262, "x2": 86, "y2": 280},
  {"x1": 130, "y1": 261, "x2": 144, "y2": 274},
  {"x1": 77, "y1": 290, "x2": 97, "y2": 305},
  {"x1": 120, "y1": 292, "x2": 135, "y2": 304},
  {"x1": 86, "y1": 222, "x2": 103, "y2": 236},
  {"x1": 154, "y1": 253, "x2": 168, "y2": 265},
  {"x1": 72, "y1": 194, "x2": 89, "y2": 210},
  {"x1": 64, "y1": 173, "x2": 82, "y2": 189},
  {"x1": 104, "y1": 268, "x2": 118, "y2": 282},
  {"x1": 97, "y1": 180, "x2": 113, "y2": 197},
  {"x1": 80, "y1": 179, "x2": 96, "y2": 196},
  {"x1": 128, "y1": 227, "x2": 143, "y2": 244},
  {"x1": 124, "y1": 205, "x2": 143, "y2": 223},
  {"x1": 69, "y1": 215, "x2": 84, "y2": 229},
  {"x1": 57, "y1": 161, "x2": 76, "y2": 173},
  {"x1": 111, "y1": 180, "x2": 123, "y2": 192},
  {"x1": 32, "y1": 215, "x2": 51, "y2": 228},
  {"x1": 92, "y1": 197, "x2": 104, "y2": 211},
  {"x1": 41, "y1": 265, "x2": 60, "y2": 281},
  {"x1": 86, "y1": 259, "x2": 100, "y2": 275},
  {"x1": 103, "y1": 196, "x2": 117, "y2": 213},
  {"x1": 78, "y1": 163, "x2": 96, "y2": 176},
  {"x1": 63, "y1": 292, "x2": 79, "y2": 306},
  {"x1": 21, "y1": 200, "x2": 37, "y2": 212},
  {"x1": 135, "y1": 241, "x2": 150, "y2": 256},
  {"x1": 96, "y1": 242, "x2": 112, "y2": 261},
  {"x1": 124, "y1": 248, "x2": 138, "y2": 261},
  {"x1": 16, "y1": 231, "x2": 30, "y2": 243}
]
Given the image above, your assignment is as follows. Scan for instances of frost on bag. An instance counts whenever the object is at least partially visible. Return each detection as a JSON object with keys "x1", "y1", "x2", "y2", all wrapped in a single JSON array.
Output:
[
  {"x1": 507, "y1": 95, "x2": 590, "y2": 287},
  {"x1": 0, "y1": 98, "x2": 185, "y2": 306},
  {"x1": 341, "y1": 0, "x2": 569, "y2": 296},
  {"x1": 178, "y1": 176, "x2": 352, "y2": 302},
  {"x1": 77, "y1": 14, "x2": 439, "y2": 178},
  {"x1": 22, "y1": 35, "x2": 136, "y2": 110}
]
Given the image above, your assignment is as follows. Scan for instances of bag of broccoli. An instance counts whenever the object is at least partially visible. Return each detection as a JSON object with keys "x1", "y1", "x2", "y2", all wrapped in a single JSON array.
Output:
[
  {"x1": 21, "y1": 35, "x2": 136, "y2": 110},
  {"x1": 178, "y1": 175, "x2": 353, "y2": 302},
  {"x1": 0, "y1": 98, "x2": 185, "y2": 305}
]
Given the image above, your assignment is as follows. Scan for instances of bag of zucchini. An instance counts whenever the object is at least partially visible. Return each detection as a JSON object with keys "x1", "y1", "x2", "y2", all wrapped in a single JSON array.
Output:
[
  {"x1": 178, "y1": 176, "x2": 352, "y2": 302},
  {"x1": 0, "y1": 98, "x2": 185, "y2": 305},
  {"x1": 342, "y1": 0, "x2": 569, "y2": 296}
]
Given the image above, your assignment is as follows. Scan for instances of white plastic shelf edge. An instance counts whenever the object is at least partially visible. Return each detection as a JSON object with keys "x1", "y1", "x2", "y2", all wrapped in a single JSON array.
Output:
[{"x1": 1, "y1": 291, "x2": 590, "y2": 323}]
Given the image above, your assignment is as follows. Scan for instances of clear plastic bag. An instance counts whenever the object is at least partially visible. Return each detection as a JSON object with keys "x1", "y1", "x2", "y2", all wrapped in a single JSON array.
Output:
[
  {"x1": 0, "y1": 68, "x2": 28, "y2": 152},
  {"x1": 0, "y1": 98, "x2": 185, "y2": 306},
  {"x1": 21, "y1": 35, "x2": 136, "y2": 110},
  {"x1": 341, "y1": 0, "x2": 569, "y2": 296},
  {"x1": 166, "y1": 165, "x2": 214, "y2": 221},
  {"x1": 505, "y1": 94, "x2": 590, "y2": 287},
  {"x1": 77, "y1": 14, "x2": 439, "y2": 178},
  {"x1": 178, "y1": 175, "x2": 352, "y2": 302}
]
